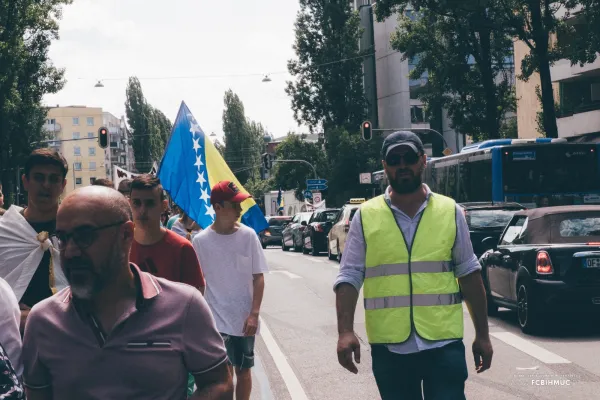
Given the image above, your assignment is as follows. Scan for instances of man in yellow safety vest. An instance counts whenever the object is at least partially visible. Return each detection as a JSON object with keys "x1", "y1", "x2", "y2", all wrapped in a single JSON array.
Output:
[{"x1": 334, "y1": 131, "x2": 493, "y2": 399}]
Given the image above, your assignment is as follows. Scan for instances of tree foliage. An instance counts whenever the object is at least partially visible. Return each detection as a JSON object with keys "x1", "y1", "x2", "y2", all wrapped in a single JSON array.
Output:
[
  {"x1": 379, "y1": 4, "x2": 515, "y2": 142},
  {"x1": 0, "y1": 0, "x2": 71, "y2": 206},
  {"x1": 273, "y1": 134, "x2": 328, "y2": 201},
  {"x1": 244, "y1": 177, "x2": 275, "y2": 214},
  {"x1": 125, "y1": 77, "x2": 172, "y2": 172},
  {"x1": 376, "y1": 0, "x2": 586, "y2": 139},
  {"x1": 557, "y1": 0, "x2": 600, "y2": 66},
  {"x1": 286, "y1": 0, "x2": 367, "y2": 131},
  {"x1": 222, "y1": 90, "x2": 263, "y2": 185}
]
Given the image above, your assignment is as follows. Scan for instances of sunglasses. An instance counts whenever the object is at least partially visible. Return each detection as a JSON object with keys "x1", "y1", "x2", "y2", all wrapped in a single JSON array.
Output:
[
  {"x1": 386, "y1": 152, "x2": 421, "y2": 167},
  {"x1": 53, "y1": 221, "x2": 125, "y2": 251}
]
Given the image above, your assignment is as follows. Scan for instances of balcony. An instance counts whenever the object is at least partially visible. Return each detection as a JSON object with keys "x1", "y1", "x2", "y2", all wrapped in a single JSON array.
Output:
[
  {"x1": 557, "y1": 108, "x2": 600, "y2": 137},
  {"x1": 43, "y1": 122, "x2": 61, "y2": 133},
  {"x1": 551, "y1": 57, "x2": 600, "y2": 82}
]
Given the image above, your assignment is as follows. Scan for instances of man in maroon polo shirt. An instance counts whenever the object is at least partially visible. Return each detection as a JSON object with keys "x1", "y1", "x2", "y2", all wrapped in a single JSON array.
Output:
[{"x1": 21, "y1": 186, "x2": 233, "y2": 400}]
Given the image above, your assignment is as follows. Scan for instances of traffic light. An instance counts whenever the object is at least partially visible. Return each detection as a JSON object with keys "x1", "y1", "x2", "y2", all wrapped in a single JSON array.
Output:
[
  {"x1": 98, "y1": 127, "x2": 108, "y2": 149},
  {"x1": 263, "y1": 153, "x2": 273, "y2": 170},
  {"x1": 361, "y1": 121, "x2": 372, "y2": 141}
]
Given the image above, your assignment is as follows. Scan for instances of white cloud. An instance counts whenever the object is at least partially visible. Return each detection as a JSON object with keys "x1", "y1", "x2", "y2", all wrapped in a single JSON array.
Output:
[{"x1": 44, "y1": 0, "x2": 308, "y2": 137}]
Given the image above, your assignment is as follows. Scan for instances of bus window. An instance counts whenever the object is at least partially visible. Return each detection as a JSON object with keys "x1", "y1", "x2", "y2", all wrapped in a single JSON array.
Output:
[{"x1": 467, "y1": 158, "x2": 492, "y2": 201}]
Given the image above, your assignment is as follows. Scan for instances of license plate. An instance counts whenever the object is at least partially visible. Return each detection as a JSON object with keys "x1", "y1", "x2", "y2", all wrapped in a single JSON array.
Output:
[{"x1": 584, "y1": 258, "x2": 600, "y2": 268}]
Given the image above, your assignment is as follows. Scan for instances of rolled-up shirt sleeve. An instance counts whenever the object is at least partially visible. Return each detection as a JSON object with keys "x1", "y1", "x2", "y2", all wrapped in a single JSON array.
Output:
[
  {"x1": 452, "y1": 204, "x2": 482, "y2": 278},
  {"x1": 333, "y1": 209, "x2": 366, "y2": 292}
]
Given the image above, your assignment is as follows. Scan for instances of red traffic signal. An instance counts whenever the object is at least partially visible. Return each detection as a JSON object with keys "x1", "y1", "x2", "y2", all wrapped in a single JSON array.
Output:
[
  {"x1": 98, "y1": 127, "x2": 108, "y2": 149},
  {"x1": 361, "y1": 121, "x2": 373, "y2": 141}
]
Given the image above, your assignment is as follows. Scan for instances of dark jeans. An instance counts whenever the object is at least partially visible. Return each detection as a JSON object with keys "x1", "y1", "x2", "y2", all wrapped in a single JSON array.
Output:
[
  {"x1": 371, "y1": 341, "x2": 468, "y2": 400},
  {"x1": 221, "y1": 333, "x2": 255, "y2": 369}
]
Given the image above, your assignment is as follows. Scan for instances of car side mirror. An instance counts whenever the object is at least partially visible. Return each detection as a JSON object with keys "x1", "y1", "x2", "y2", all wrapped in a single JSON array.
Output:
[
  {"x1": 301, "y1": 221, "x2": 307, "y2": 226},
  {"x1": 482, "y1": 236, "x2": 497, "y2": 251}
]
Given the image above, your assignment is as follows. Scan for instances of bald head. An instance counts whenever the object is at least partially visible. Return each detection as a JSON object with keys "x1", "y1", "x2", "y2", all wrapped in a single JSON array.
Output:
[{"x1": 60, "y1": 186, "x2": 132, "y2": 223}]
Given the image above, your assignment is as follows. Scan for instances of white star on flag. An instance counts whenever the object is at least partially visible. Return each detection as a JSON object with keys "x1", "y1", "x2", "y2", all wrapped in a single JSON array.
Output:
[
  {"x1": 192, "y1": 138, "x2": 201, "y2": 152},
  {"x1": 194, "y1": 155, "x2": 204, "y2": 169},
  {"x1": 205, "y1": 204, "x2": 216, "y2": 219},
  {"x1": 199, "y1": 188, "x2": 210, "y2": 203},
  {"x1": 196, "y1": 171, "x2": 207, "y2": 186},
  {"x1": 190, "y1": 122, "x2": 202, "y2": 135}
]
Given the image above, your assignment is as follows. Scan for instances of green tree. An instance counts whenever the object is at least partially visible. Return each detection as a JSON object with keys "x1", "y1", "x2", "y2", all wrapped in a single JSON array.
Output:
[
  {"x1": 0, "y1": 0, "x2": 71, "y2": 206},
  {"x1": 376, "y1": 4, "x2": 515, "y2": 141},
  {"x1": 125, "y1": 77, "x2": 171, "y2": 172},
  {"x1": 273, "y1": 134, "x2": 328, "y2": 200},
  {"x1": 244, "y1": 177, "x2": 275, "y2": 214},
  {"x1": 286, "y1": 0, "x2": 367, "y2": 131},
  {"x1": 325, "y1": 128, "x2": 383, "y2": 206},
  {"x1": 556, "y1": 0, "x2": 600, "y2": 66},
  {"x1": 222, "y1": 90, "x2": 263, "y2": 185}
]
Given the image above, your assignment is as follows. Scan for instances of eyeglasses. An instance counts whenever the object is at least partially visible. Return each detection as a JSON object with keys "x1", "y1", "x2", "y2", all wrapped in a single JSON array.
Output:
[
  {"x1": 386, "y1": 152, "x2": 421, "y2": 167},
  {"x1": 52, "y1": 221, "x2": 126, "y2": 251}
]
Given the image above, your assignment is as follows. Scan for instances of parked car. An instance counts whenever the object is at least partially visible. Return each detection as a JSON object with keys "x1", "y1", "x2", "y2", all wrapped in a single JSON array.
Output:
[
  {"x1": 328, "y1": 199, "x2": 365, "y2": 261},
  {"x1": 282, "y1": 212, "x2": 313, "y2": 252},
  {"x1": 301, "y1": 208, "x2": 341, "y2": 256},
  {"x1": 480, "y1": 206, "x2": 600, "y2": 334},
  {"x1": 459, "y1": 202, "x2": 526, "y2": 258},
  {"x1": 260, "y1": 216, "x2": 293, "y2": 249}
]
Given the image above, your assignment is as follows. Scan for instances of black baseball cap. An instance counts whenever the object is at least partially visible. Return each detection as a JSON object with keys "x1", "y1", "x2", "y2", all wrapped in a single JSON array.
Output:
[{"x1": 381, "y1": 131, "x2": 425, "y2": 158}]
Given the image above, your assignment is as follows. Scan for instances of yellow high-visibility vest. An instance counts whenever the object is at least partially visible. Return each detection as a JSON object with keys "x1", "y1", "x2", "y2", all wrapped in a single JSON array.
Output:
[{"x1": 361, "y1": 194, "x2": 463, "y2": 344}]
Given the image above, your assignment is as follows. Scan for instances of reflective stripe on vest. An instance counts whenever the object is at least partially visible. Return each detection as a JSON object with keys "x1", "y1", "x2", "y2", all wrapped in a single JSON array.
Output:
[{"x1": 361, "y1": 193, "x2": 463, "y2": 344}]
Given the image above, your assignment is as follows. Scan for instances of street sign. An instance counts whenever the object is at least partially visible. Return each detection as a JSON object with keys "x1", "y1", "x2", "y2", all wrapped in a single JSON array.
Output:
[
  {"x1": 312, "y1": 192, "x2": 322, "y2": 204},
  {"x1": 306, "y1": 179, "x2": 327, "y2": 185},
  {"x1": 442, "y1": 147, "x2": 453, "y2": 156},
  {"x1": 303, "y1": 190, "x2": 313, "y2": 199},
  {"x1": 307, "y1": 184, "x2": 328, "y2": 191},
  {"x1": 359, "y1": 173, "x2": 372, "y2": 184}
]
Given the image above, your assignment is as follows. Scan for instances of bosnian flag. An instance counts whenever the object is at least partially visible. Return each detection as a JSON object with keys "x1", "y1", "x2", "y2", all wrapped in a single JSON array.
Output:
[{"x1": 158, "y1": 102, "x2": 268, "y2": 233}]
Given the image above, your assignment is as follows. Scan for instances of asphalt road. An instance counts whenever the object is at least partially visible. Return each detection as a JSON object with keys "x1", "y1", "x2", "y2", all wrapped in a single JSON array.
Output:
[{"x1": 247, "y1": 247, "x2": 600, "y2": 400}]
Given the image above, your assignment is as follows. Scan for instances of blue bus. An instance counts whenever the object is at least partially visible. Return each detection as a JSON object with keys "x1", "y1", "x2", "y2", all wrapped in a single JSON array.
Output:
[{"x1": 375, "y1": 138, "x2": 600, "y2": 207}]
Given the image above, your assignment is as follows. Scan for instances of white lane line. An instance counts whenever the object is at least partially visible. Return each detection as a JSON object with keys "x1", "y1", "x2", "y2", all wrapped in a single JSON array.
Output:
[
  {"x1": 259, "y1": 317, "x2": 310, "y2": 400},
  {"x1": 285, "y1": 252, "x2": 301, "y2": 257},
  {"x1": 310, "y1": 259, "x2": 324, "y2": 263},
  {"x1": 491, "y1": 332, "x2": 571, "y2": 364},
  {"x1": 270, "y1": 271, "x2": 302, "y2": 279}
]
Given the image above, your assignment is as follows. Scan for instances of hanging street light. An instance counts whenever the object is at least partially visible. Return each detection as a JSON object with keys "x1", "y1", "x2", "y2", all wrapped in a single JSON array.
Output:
[{"x1": 94, "y1": 80, "x2": 104, "y2": 88}]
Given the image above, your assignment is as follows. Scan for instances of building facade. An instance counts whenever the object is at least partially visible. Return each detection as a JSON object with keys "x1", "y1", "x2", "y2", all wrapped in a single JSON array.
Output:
[{"x1": 103, "y1": 112, "x2": 136, "y2": 180}]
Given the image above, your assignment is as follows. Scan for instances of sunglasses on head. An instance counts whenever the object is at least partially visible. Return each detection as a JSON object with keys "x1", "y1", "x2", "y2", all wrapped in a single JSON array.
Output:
[{"x1": 386, "y1": 151, "x2": 421, "y2": 167}]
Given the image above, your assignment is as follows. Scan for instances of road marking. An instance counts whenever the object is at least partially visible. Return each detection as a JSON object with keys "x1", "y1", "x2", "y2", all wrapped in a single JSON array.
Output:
[
  {"x1": 285, "y1": 252, "x2": 301, "y2": 257},
  {"x1": 270, "y1": 271, "x2": 302, "y2": 279},
  {"x1": 491, "y1": 332, "x2": 571, "y2": 364},
  {"x1": 259, "y1": 317, "x2": 309, "y2": 400},
  {"x1": 310, "y1": 259, "x2": 324, "y2": 263}
]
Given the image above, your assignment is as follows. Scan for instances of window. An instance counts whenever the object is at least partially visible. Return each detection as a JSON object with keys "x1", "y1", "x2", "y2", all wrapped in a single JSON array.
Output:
[
  {"x1": 88, "y1": 132, "x2": 94, "y2": 139},
  {"x1": 72, "y1": 117, "x2": 79, "y2": 125},
  {"x1": 411, "y1": 106, "x2": 425, "y2": 123},
  {"x1": 74, "y1": 162, "x2": 82, "y2": 171},
  {"x1": 75, "y1": 178, "x2": 82, "y2": 185},
  {"x1": 87, "y1": 117, "x2": 94, "y2": 126},
  {"x1": 559, "y1": 217, "x2": 600, "y2": 237},
  {"x1": 89, "y1": 147, "x2": 96, "y2": 156},
  {"x1": 90, "y1": 177, "x2": 96, "y2": 185},
  {"x1": 292, "y1": 215, "x2": 299, "y2": 224},
  {"x1": 72, "y1": 132, "x2": 80, "y2": 140},
  {"x1": 74, "y1": 146, "x2": 81, "y2": 156},
  {"x1": 322, "y1": 210, "x2": 340, "y2": 222},
  {"x1": 500, "y1": 217, "x2": 527, "y2": 245},
  {"x1": 466, "y1": 209, "x2": 522, "y2": 229},
  {"x1": 89, "y1": 162, "x2": 96, "y2": 171}
]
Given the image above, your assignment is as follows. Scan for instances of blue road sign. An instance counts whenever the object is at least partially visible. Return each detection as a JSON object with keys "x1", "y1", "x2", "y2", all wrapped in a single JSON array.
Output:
[
  {"x1": 306, "y1": 179, "x2": 327, "y2": 185},
  {"x1": 304, "y1": 190, "x2": 313, "y2": 199},
  {"x1": 307, "y1": 184, "x2": 328, "y2": 191}
]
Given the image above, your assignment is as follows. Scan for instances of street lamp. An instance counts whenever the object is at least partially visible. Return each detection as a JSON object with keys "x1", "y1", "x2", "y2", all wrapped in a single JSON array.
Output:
[
  {"x1": 94, "y1": 80, "x2": 104, "y2": 88},
  {"x1": 262, "y1": 75, "x2": 272, "y2": 83}
]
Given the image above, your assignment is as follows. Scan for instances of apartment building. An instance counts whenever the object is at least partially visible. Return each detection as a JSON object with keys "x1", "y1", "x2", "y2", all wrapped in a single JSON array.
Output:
[
  {"x1": 44, "y1": 106, "x2": 108, "y2": 195},
  {"x1": 515, "y1": 8, "x2": 599, "y2": 140},
  {"x1": 103, "y1": 112, "x2": 136, "y2": 180}
]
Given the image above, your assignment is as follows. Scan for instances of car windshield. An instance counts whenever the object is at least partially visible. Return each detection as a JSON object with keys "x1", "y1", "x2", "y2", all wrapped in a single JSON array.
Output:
[
  {"x1": 466, "y1": 209, "x2": 520, "y2": 229},
  {"x1": 559, "y1": 217, "x2": 600, "y2": 238},
  {"x1": 301, "y1": 213, "x2": 312, "y2": 222},
  {"x1": 349, "y1": 208, "x2": 358, "y2": 221},
  {"x1": 323, "y1": 211, "x2": 339, "y2": 221},
  {"x1": 269, "y1": 218, "x2": 291, "y2": 226}
]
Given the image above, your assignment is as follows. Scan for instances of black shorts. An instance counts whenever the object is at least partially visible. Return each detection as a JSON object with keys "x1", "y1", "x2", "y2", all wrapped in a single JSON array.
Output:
[{"x1": 221, "y1": 333, "x2": 255, "y2": 369}]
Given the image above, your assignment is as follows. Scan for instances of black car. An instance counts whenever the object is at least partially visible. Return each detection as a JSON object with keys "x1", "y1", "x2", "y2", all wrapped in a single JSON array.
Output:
[
  {"x1": 259, "y1": 216, "x2": 293, "y2": 249},
  {"x1": 301, "y1": 208, "x2": 341, "y2": 256},
  {"x1": 480, "y1": 206, "x2": 600, "y2": 334},
  {"x1": 460, "y1": 202, "x2": 526, "y2": 258}
]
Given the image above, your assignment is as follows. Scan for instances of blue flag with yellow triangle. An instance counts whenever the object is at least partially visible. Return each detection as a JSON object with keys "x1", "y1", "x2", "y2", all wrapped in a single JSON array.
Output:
[{"x1": 158, "y1": 102, "x2": 268, "y2": 233}]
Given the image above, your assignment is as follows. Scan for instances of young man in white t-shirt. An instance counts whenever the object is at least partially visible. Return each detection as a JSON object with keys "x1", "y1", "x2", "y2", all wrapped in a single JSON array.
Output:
[{"x1": 192, "y1": 180, "x2": 268, "y2": 400}]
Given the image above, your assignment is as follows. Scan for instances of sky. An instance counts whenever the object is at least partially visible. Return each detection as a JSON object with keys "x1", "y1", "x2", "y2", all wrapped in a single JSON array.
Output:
[{"x1": 44, "y1": 0, "x2": 307, "y2": 141}]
